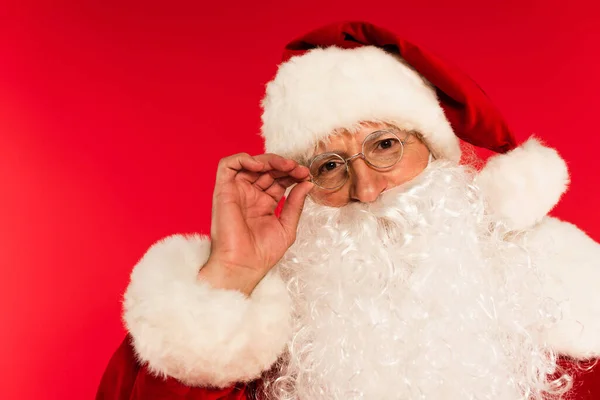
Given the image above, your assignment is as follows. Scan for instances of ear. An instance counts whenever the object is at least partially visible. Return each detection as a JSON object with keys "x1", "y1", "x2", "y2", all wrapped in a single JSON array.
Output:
[{"x1": 475, "y1": 137, "x2": 570, "y2": 231}]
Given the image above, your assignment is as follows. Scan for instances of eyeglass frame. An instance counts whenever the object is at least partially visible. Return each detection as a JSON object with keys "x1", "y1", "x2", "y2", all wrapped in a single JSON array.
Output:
[{"x1": 307, "y1": 129, "x2": 411, "y2": 190}]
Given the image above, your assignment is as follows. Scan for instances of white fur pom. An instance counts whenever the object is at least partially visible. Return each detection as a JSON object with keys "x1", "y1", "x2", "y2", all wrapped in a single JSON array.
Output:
[
  {"x1": 524, "y1": 217, "x2": 600, "y2": 358},
  {"x1": 123, "y1": 234, "x2": 292, "y2": 388},
  {"x1": 476, "y1": 138, "x2": 569, "y2": 230}
]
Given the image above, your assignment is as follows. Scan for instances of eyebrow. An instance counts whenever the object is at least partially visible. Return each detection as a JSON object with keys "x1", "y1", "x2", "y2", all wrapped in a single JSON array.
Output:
[{"x1": 326, "y1": 149, "x2": 351, "y2": 158}]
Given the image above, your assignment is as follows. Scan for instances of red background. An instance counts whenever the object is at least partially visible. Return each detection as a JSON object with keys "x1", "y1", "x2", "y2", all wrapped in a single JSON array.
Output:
[{"x1": 1, "y1": 1, "x2": 599, "y2": 399}]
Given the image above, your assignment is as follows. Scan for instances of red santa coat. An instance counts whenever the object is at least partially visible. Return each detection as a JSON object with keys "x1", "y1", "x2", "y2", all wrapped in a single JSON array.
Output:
[{"x1": 97, "y1": 336, "x2": 252, "y2": 399}]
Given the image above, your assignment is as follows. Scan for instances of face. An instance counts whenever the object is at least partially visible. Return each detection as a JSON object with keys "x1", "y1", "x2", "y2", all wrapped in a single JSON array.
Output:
[{"x1": 308, "y1": 123, "x2": 431, "y2": 207}]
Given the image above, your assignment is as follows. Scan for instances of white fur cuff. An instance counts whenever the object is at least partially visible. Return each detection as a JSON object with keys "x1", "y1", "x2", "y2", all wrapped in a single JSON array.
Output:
[
  {"x1": 476, "y1": 138, "x2": 569, "y2": 231},
  {"x1": 123, "y1": 234, "x2": 292, "y2": 388},
  {"x1": 525, "y1": 217, "x2": 600, "y2": 358}
]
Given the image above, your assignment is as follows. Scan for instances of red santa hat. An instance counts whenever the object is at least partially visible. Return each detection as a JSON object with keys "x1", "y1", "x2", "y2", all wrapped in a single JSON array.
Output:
[
  {"x1": 260, "y1": 21, "x2": 569, "y2": 230},
  {"x1": 260, "y1": 21, "x2": 515, "y2": 161}
]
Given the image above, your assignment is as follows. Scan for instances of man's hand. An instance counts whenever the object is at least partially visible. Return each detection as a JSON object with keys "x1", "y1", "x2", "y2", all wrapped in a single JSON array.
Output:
[{"x1": 198, "y1": 153, "x2": 314, "y2": 296}]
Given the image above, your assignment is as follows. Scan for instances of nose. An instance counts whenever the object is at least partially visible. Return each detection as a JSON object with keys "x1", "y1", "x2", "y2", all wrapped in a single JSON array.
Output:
[{"x1": 348, "y1": 158, "x2": 387, "y2": 203}]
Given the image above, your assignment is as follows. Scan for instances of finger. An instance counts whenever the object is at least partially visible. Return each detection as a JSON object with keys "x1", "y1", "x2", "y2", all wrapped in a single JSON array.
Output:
[
  {"x1": 235, "y1": 170, "x2": 261, "y2": 184},
  {"x1": 266, "y1": 166, "x2": 310, "y2": 181},
  {"x1": 265, "y1": 182, "x2": 285, "y2": 202},
  {"x1": 237, "y1": 167, "x2": 308, "y2": 185},
  {"x1": 279, "y1": 181, "x2": 314, "y2": 241},
  {"x1": 264, "y1": 177, "x2": 304, "y2": 203},
  {"x1": 254, "y1": 153, "x2": 297, "y2": 173},
  {"x1": 267, "y1": 170, "x2": 293, "y2": 179},
  {"x1": 287, "y1": 164, "x2": 311, "y2": 180},
  {"x1": 217, "y1": 153, "x2": 264, "y2": 183},
  {"x1": 253, "y1": 173, "x2": 275, "y2": 191},
  {"x1": 238, "y1": 167, "x2": 308, "y2": 185},
  {"x1": 237, "y1": 171, "x2": 303, "y2": 194}
]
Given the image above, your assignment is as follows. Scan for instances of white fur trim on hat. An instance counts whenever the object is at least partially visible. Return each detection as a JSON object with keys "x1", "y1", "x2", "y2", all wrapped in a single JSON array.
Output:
[
  {"x1": 525, "y1": 217, "x2": 600, "y2": 358},
  {"x1": 261, "y1": 46, "x2": 460, "y2": 162},
  {"x1": 123, "y1": 234, "x2": 292, "y2": 388},
  {"x1": 476, "y1": 137, "x2": 570, "y2": 231}
]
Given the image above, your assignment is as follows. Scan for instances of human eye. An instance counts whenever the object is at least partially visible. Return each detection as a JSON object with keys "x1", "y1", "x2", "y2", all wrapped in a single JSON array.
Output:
[
  {"x1": 364, "y1": 131, "x2": 404, "y2": 168},
  {"x1": 309, "y1": 154, "x2": 345, "y2": 178},
  {"x1": 371, "y1": 136, "x2": 400, "y2": 153},
  {"x1": 318, "y1": 159, "x2": 344, "y2": 175},
  {"x1": 376, "y1": 138, "x2": 399, "y2": 150}
]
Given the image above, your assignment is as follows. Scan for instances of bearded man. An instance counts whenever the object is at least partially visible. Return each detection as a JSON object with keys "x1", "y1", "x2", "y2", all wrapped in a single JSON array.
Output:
[{"x1": 97, "y1": 22, "x2": 600, "y2": 399}]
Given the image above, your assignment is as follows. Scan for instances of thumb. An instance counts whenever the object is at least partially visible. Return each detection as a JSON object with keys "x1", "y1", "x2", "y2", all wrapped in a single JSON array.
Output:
[{"x1": 279, "y1": 181, "x2": 314, "y2": 240}]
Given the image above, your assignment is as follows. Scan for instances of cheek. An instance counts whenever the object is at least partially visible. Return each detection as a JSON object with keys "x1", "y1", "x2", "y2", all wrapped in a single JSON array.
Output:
[
  {"x1": 387, "y1": 148, "x2": 430, "y2": 186},
  {"x1": 309, "y1": 186, "x2": 350, "y2": 207}
]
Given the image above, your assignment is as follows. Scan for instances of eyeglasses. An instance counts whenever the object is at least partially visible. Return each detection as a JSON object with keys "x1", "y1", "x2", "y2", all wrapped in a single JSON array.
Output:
[{"x1": 308, "y1": 129, "x2": 408, "y2": 190}]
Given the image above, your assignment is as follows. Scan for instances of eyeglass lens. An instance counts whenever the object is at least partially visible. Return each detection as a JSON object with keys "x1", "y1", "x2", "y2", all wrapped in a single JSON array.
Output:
[{"x1": 309, "y1": 130, "x2": 404, "y2": 189}]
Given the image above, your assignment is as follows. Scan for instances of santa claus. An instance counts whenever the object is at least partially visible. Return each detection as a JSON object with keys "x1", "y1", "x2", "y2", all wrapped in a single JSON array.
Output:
[{"x1": 97, "y1": 22, "x2": 600, "y2": 399}]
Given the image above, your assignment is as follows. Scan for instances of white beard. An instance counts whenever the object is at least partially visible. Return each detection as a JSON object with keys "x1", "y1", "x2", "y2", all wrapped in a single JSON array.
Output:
[{"x1": 261, "y1": 161, "x2": 570, "y2": 400}]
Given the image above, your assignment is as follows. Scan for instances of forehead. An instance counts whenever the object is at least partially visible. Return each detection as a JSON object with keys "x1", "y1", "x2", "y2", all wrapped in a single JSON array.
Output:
[{"x1": 316, "y1": 122, "x2": 393, "y2": 152}]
